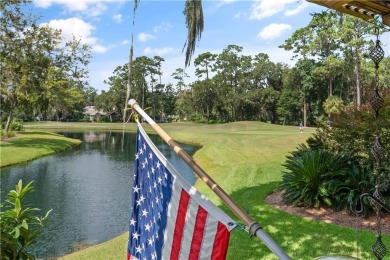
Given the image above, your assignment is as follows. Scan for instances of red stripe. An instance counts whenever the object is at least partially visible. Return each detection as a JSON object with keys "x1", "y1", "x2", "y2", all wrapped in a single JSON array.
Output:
[
  {"x1": 188, "y1": 206, "x2": 208, "y2": 260},
  {"x1": 127, "y1": 253, "x2": 131, "y2": 260},
  {"x1": 170, "y1": 189, "x2": 190, "y2": 260},
  {"x1": 211, "y1": 222, "x2": 230, "y2": 260}
]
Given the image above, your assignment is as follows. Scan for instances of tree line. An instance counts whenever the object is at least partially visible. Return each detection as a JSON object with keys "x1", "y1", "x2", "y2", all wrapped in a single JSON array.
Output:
[
  {"x1": 100, "y1": 11, "x2": 389, "y2": 125},
  {"x1": 1, "y1": 0, "x2": 96, "y2": 131},
  {"x1": 1, "y1": 1, "x2": 389, "y2": 130}
]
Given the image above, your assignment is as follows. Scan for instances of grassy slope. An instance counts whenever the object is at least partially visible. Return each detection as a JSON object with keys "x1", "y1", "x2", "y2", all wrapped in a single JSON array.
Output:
[
  {"x1": 0, "y1": 131, "x2": 81, "y2": 168},
  {"x1": 24, "y1": 122, "x2": 388, "y2": 259}
]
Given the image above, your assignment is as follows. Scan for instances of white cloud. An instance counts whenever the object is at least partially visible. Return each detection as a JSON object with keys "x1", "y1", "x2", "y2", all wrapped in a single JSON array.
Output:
[
  {"x1": 92, "y1": 45, "x2": 108, "y2": 54},
  {"x1": 215, "y1": 0, "x2": 238, "y2": 8},
  {"x1": 113, "y1": 14, "x2": 122, "y2": 23},
  {"x1": 121, "y1": 40, "x2": 130, "y2": 45},
  {"x1": 153, "y1": 22, "x2": 172, "y2": 33},
  {"x1": 138, "y1": 32, "x2": 156, "y2": 42},
  {"x1": 143, "y1": 47, "x2": 174, "y2": 56},
  {"x1": 285, "y1": 1, "x2": 310, "y2": 16},
  {"x1": 42, "y1": 17, "x2": 108, "y2": 53},
  {"x1": 250, "y1": 0, "x2": 302, "y2": 20},
  {"x1": 257, "y1": 23, "x2": 292, "y2": 40},
  {"x1": 34, "y1": 0, "x2": 111, "y2": 17}
]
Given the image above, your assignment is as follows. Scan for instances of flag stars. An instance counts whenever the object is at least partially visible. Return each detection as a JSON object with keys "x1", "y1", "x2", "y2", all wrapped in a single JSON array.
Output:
[
  {"x1": 143, "y1": 143, "x2": 146, "y2": 151},
  {"x1": 164, "y1": 172, "x2": 168, "y2": 180},
  {"x1": 156, "y1": 161, "x2": 161, "y2": 169},
  {"x1": 136, "y1": 195, "x2": 145, "y2": 206},
  {"x1": 133, "y1": 185, "x2": 140, "y2": 193},
  {"x1": 132, "y1": 232, "x2": 140, "y2": 240},
  {"x1": 135, "y1": 153, "x2": 139, "y2": 160},
  {"x1": 139, "y1": 148, "x2": 143, "y2": 155},
  {"x1": 145, "y1": 223, "x2": 151, "y2": 232},
  {"x1": 148, "y1": 236, "x2": 154, "y2": 246},
  {"x1": 135, "y1": 245, "x2": 142, "y2": 254},
  {"x1": 151, "y1": 166, "x2": 155, "y2": 174},
  {"x1": 153, "y1": 182, "x2": 157, "y2": 189},
  {"x1": 149, "y1": 152, "x2": 153, "y2": 159},
  {"x1": 141, "y1": 209, "x2": 149, "y2": 217},
  {"x1": 130, "y1": 218, "x2": 137, "y2": 226},
  {"x1": 157, "y1": 177, "x2": 162, "y2": 184}
]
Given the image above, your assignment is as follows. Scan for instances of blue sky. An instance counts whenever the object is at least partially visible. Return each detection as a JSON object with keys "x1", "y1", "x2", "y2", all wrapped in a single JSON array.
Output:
[{"x1": 29, "y1": 0, "x2": 387, "y2": 93}]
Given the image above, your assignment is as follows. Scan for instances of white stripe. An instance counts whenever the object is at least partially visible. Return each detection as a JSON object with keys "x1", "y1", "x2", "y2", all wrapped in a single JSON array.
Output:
[
  {"x1": 178, "y1": 198, "x2": 199, "y2": 259},
  {"x1": 161, "y1": 178, "x2": 181, "y2": 260},
  {"x1": 199, "y1": 215, "x2": 218, "y2": 259}
]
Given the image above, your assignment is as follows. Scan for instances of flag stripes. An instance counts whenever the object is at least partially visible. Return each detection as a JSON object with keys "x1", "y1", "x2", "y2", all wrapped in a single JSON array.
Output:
[{"x1": 127, "y1": 123, "x2": 236, "y2": 260}]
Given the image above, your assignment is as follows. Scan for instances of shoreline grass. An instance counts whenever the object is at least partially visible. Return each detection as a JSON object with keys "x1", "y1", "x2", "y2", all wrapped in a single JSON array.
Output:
[
  {"x1": 0, "y1": 130, "x2": 82, "y2": 168},
  {"x1": 16, "y1": 122, "x2": 390, "y2": 259}
]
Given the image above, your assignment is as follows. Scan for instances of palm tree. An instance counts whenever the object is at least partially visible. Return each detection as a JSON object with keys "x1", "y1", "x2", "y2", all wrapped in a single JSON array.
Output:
[{"x1": 124, "y1": 0, "x2": 203, "y2": 122}]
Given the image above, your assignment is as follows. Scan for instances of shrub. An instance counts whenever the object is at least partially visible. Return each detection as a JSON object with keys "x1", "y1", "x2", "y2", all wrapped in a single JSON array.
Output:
[
  {"x1": 0, "y1": 180, "x2": 52, "y2": 259},
  {"x1": 282, "y1": 97, "x2": 390, "y2": 213},
  {"x1": 279, "y1": 150, "x2": 349, "y2": 208},
  {"x1": 10, "y1": 122, "x2": 24, "y2": 131}
]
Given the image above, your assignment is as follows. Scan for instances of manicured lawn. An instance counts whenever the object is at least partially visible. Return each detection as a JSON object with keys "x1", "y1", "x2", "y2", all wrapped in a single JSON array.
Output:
[
  {"x1": 23, "y1": 122, "x2": 389, "y2": 259},
  {"x1": 0, "y1": 131, "x2": 81, "y2": 168}
]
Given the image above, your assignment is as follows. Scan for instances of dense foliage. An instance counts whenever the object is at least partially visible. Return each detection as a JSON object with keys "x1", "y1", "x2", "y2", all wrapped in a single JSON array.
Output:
[
  {"x1": 280, "y1": 97, "x2": 390, "y2": 213},
  {"x1": 1, "y1": 0, "x2": 94, "y2": 129},
  {"x1": 1, "y1": 1, "x2": 389, "y2": 126},
  {"x1": 0, "y1": 180, "x2": 51, "y2": 259}
]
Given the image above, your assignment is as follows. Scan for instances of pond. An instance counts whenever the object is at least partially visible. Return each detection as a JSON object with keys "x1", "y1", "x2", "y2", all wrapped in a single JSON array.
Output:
[{"x1": 0, "y1": 130, "x2": 198, "y2": 258}]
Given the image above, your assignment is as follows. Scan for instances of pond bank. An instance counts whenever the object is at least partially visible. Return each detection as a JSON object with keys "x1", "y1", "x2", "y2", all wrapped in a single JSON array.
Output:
[{"x1": 0, "y1": 130, "x2": 82, "y2": 168}]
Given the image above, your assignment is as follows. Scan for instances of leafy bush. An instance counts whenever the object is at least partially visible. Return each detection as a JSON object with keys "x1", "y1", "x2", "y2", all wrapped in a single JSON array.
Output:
[
  {"x1": 1, "y1": 180, "x2": 52, "y2": 259},
  {"x1": 279, "y1": 150, "x2": 349, "y2": 208},
  {"x1": 10, "y1": 122, "x2": 24, "y2": 131},
  {"x1": 281, "y1": 96, "x2": 390, "y2": 213}
]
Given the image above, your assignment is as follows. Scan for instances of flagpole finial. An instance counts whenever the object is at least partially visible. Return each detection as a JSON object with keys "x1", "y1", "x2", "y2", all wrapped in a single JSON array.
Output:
[{"x1": 129, "y1": 99, "x2": 137, "y2": 108}]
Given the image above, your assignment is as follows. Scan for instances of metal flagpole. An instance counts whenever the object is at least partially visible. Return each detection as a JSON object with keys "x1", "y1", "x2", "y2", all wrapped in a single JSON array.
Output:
[{"x1": 129, "y1": 99, "x2": 291, "y2": 260}]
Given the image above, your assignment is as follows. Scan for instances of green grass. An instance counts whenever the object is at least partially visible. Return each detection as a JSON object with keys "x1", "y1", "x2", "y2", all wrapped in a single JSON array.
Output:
[
  {"x1": 23, "y1": 122, "x2": 389, "y2": 259},
  {"x1": 0, "y1": 130, "x2": 82, "y2": 168}
]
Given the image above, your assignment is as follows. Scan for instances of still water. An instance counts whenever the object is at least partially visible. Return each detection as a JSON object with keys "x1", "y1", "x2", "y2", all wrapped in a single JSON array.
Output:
[{"x1": 0, "y1": 130, "x2": 198, "y2": 258}]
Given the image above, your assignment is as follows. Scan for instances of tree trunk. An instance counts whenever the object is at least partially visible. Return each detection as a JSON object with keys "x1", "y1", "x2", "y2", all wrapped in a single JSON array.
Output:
[
  {"x1": 5, "y1": 110, "x2": 13, "y2": 132},
  {"x1": 354, "y1": 48, "x2": 361, "y2": 108},
  {"x1": 303, "y1": 96, "x2": 307, "y2": 127},
  {"x1": 329, "y1": 78, "x2": 333, "y2": 97},
  {"x1": 124, "y1": 45, "x2": 133, "y2": 123}
]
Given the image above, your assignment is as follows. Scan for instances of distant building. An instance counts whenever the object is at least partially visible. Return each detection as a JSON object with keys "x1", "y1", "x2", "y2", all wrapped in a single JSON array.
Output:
[{"x1": 83, "y1": 106, "x2": 106, "y2": 122}]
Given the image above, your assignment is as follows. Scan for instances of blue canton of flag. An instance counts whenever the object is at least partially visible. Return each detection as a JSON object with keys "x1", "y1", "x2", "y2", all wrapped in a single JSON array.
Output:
[{"x1": 127, "y1": 123, "x2": 237, "y2": 260}]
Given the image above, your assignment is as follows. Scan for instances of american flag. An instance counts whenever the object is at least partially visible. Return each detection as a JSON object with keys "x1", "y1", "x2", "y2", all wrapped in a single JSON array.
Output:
[{"x1": 127, "y1": 123, "x2": 237, "y2": 260}]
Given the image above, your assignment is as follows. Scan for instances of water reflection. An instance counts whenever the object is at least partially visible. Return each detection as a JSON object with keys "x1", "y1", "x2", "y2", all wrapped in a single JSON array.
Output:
[{"x1": 0, "y1": 130, "x2": 198, "y2": 258}]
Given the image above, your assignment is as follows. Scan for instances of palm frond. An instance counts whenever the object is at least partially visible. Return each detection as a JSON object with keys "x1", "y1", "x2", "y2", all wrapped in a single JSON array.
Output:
[{"x1": 183, "y1": 0, "x2": 204, "y2": 67}]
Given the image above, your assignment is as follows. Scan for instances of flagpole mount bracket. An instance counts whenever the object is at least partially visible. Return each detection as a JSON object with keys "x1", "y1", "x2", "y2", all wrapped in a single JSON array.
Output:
[{"x1": 249, "y1": 222, "x2": 263, "y2": 238}]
